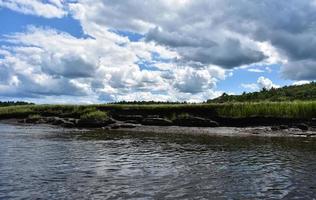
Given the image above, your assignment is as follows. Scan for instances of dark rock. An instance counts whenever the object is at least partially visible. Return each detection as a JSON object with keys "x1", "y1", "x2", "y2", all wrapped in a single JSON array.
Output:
[
  {"x1": 311, "y1": 118, "x2": 316, "y2": 126},
  {"x1": 173, "y1": 116, "x2": 219, "y2": 127},
  {"x1": 120, "y1": 124, "x2": 137, "y2": 128},
  {"x1": 51, "y1": 117, "x2": 66, "y2": 125},
  {"x1": 77, "y1": 118, "x2": 115, "y2": 128},
  {"x1": 125, "y1": 120, "x2": 140, "y2": 124},
  {"x1": 271, "y1": 126, "x2": 280, "y2": 131},
  {"x1": 45, "y1": 117, "x2": 56, "y2": 123},
  {"x1": 297, "y1": 123, "x2": 309, "y2": 131},
  {"x1": 67, "y1": 118, "x2": 79, "y2": 125},
  {"x1": 110, "y1": 123, "x2": 137, "y2": 129},
  {"x1": 114, "y1": 115, "x2": 143, "y2": 122},
  {"x1": 18, "y1": 119, "x2": 26, "y2": 123},
  {"x1": 25, "y1": 117, "x2": 40, "y2": 123},
  {"x1": 61, "y1": 121, "x2": 75, "y2": 128},
  {"x1": 271, "y1": 125, "x2": 289, "y2": 131},
  {"x1": 280, "y1": 125, "x2": 289, "y2": 130},
  {"x1": 146, "y1": 115, "x2": 160, "y2": 118},
  {"x1": 141, "y1": 118, "x2": 173, "y2": 126}
]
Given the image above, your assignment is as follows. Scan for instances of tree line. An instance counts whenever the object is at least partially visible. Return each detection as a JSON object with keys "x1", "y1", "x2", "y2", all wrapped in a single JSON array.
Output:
[
  {"x1": 208, "y1": 82, "x2": 316, "y2": 103},
  {"x1": 0, "y1": 101, "x2": 34, "y2": 107}
]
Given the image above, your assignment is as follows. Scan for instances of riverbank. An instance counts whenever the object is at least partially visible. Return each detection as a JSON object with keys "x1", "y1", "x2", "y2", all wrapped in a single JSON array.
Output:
[
  {"x1": 0, "y1": 102, "x2": 315, "y2": 138},
  {"x1": 107, "y1": 125, "x2": 316, "y2": 138},
  {"x1": 1, "y1": 117, "x2": 316, "y2": 139}
]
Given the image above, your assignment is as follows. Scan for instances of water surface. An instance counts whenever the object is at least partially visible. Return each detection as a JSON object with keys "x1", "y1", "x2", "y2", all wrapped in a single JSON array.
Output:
[{"x1": 1, "y1": 123, "x2": 316, "y2": 199}]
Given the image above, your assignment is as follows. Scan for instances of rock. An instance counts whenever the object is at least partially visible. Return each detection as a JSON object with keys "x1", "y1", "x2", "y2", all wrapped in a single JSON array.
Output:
[
  {"x1": 109, "y1": 123, "x2": 137, "y2": 129},
  {"x1": 25, "y1": 117, "x2": 40, "y2": 123},
  {"x1": 114, "y1": 115, "x2": 143, "y2": 122},
  {"x1": 45, "y1": 117, "x2": 56, "y2": 123},
  {"x1": 311, "y1": 118, "x2": 316, "y2": 126},
  {"x1": 51, "y1": 117, "x2": 66, "y2": 125},
  {"x1": 173, "y1": 116, "x2": 219, "y2": 127},
  {"x1": 141, "y1": 118, "x2": 173, "y2": 126},
  {"x1": 120, "y1": 124, "x2": 137, "y2": 128},
  {"x1": 18, "y1": 119, "x2": 26, "y2": 123},
  {"x1": 61, "y1": 121, "x2": 75, "y2": 128},
  {"x1": 146, "y1": 115, "x2": 160, "y2": 118},
  {"x1": 77, "y1": 118, "x2": 115, "y2": 128},
  {"x1": 297, "y1": 123, "x2": 309, "y2": 131},
  {"x1": 271, "y1": 126, "x2": 280, "y2": 131},
  {"x1": 272, "y1": 125, "x2": 288, "y2": 131},
  {"x1": 280, "y1": 125, "x2": 289, "y2": 130},
  {"x1": 124, "y1": 120, "x2": 140, "y2": 124},
  {"x1": 67, "y1": 118, "x2": 79, "y2": 125}
]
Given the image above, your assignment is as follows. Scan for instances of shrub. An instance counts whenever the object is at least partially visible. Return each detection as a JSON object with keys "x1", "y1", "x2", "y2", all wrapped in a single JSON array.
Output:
[{"x1": 80, "y1": 111, "x2": 108, "y2": 121}]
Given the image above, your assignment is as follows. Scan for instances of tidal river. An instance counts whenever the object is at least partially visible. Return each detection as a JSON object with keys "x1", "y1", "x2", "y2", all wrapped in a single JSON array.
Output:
[{"x1": 1, "y1": 122, "x2": 316, "y2": 199}]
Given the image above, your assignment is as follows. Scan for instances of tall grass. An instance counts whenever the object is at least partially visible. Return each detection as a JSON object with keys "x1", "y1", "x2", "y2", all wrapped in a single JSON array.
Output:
[
  {"x1": 216, "y1": 101, "x2": 316, "y2": 119},
  {"x1": 80, "y1": 110, "x2": 108, "y2": 120},
  {"x1": 0, "y1": 101, "x2": 315, "y2": 120}
]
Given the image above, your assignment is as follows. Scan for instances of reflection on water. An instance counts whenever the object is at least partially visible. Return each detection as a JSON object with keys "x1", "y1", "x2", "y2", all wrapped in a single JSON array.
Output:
[{"x1": 0, "y1": 123, "x2": 316, "y2": 199}]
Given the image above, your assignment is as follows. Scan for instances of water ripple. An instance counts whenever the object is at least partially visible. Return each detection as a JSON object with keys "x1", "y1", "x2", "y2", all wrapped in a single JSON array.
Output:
[{"x1": 0, "y1": 123, "x2": 316, "y2": 199}]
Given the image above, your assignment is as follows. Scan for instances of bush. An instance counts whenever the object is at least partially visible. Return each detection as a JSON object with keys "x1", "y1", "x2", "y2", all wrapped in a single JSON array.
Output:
[{"x1": 80, "y1": 111, "x2": 108, "y2": 121}]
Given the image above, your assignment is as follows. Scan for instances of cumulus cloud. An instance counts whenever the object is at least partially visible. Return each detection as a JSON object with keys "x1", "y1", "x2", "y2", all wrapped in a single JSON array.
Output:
[
  {"x1": 0, "y1": 25, "x2": 225, "y2": 102},
  {"x1": 257, "y1": 76, "x2": 280, "y2": 90},
  {"x1": 173, "y1": 67, "x2": 216, "y2": 94},
  {"x1": 3, "y1": 0, "x2": 316, "y2": 102},
  {"x1": 292, "y1": 80, "x2": 312, "y2": 86},
  {"x1": 0, "y1": 0, "x2": 67, "y2": 18},
  {"x1": 242, "y1": 76, "x2": 279, "y2": 91},
  {"x1": 68, "y1": 0, "x2": 316, "y2": 77}
]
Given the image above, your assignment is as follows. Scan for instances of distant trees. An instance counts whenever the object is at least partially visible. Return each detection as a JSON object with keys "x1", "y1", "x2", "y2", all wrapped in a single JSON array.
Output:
[
  {"x1": 208, "y1": 82, "x2": 316, "y2": 103},
  {"x1": 0, "y1": 101, "x2": 34, "y2": 107},
  {"x1": 110, "y1": 101, "x2": 188, "y2": 105}
]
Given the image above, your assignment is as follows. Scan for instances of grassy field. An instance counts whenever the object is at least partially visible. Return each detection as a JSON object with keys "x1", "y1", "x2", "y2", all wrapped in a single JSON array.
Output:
[{"x1": 0, "y1": 101, "x2": 315, "y2": 120}]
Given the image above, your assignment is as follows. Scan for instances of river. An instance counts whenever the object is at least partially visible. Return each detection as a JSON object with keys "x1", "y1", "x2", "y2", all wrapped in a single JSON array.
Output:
[{"x1": 0, "y1": 122, "x2": 316, "y2": 199}]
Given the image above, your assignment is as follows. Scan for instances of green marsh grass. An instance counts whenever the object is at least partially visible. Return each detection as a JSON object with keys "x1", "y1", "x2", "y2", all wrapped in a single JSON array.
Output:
[
  {"x1": 80, "y1": 110, "x2": 109, "y2": 120},
  {"x1": 0, "y1": 101, "x2": 315, "y2": 120}
]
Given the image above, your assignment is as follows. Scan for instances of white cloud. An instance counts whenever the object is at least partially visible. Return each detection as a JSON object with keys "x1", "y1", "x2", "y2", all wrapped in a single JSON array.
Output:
[
  {"x1": 292, "y1": 80, "x2": 311, "y2": 86},
  {"x1": 241, "y1": 76, "x2": 280, "y2": 91},
  {"x1": 68, "y1": 0, "x2": 316, "y2": 79},
  {"x1": 257, "y1": 76, "x2": 280, "y2": 90},
  {"x1": 248, "y1": 68, "x2": 265, "y2": 73},
  {"x1": 0, "y1": 0, "x2": 67, "y2": 18},
  {"x1": 0, "y1": 25, "x2": 227, "y2": 102},
  {"x1": 173, "y1": 67, "x2": 216, "y2": 94},
  {"x1": 5, "y1": 0, "x2": 316, "y2": 102}
]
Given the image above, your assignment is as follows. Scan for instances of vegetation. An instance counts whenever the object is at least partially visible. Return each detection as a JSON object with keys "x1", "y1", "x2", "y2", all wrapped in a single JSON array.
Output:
[
  {"x1": 0, "y1": 101, "x2": 34, "y2": 107},
  {"x1": 80, "y1": 110, "x2": 109, "y2": 121},
  {"x1": 111, "y1": 101, "x2": 189, "y2": 104},
  {"x1": 0, "y1": 101, "x2": 315, "y2": 120},
  {"x1": 209, "y1": 82, "x2": 316, "y2": 103},
  {"x1": 0, "y1": 83, "x2": 315, "y2": 122}
]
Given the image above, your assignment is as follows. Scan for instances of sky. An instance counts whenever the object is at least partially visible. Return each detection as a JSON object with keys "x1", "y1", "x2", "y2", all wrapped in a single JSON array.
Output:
[{"x1": 0, "y1": 0, "x2": 315, "y2": 104}]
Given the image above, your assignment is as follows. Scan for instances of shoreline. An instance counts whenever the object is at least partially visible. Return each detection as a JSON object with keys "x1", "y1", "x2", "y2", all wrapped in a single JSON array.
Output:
[
  {"x1": 107, "y1": 125, "x2": 316, "y2": 138},
  {"x1": 2, "y1": 119, "x2": 316, "y2": 139}
]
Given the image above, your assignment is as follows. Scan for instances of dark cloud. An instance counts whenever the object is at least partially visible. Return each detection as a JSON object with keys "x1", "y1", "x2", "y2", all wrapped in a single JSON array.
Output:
[
  {"x1": 178, "y1": 39, "x2": 266, "y2": 68},
  {"x1": 282, "y1": 60, "x2": 316, "y2": 80},
  {"x1": 42, "y1": 54, "x2": 96, "y2": 78},
  {"x1": 146, "y1": 27, "x2": 216, "y2": 48},
  {"x1": 73, "y1": 0, "x2": 316, "y2": 77}
]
